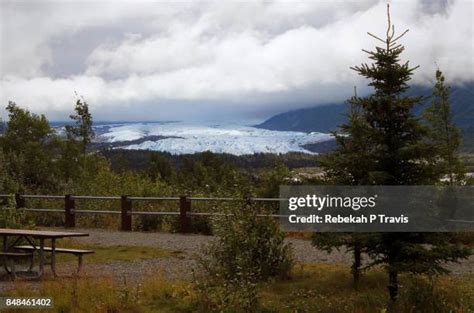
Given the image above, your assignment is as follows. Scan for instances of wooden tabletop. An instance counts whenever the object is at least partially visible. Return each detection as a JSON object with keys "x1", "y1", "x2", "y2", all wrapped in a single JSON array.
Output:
[{"x1": 0, "y1": 228, "x2": 89, "y2": 238}]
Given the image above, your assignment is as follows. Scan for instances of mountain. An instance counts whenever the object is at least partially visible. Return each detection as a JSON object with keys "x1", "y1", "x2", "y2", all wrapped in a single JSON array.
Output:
[
  {"x1": 256, "y1": 83, "x2": 474, "y2": 133},
  {"x1": 255, "y1": 103, "x2": 347, "y2": 133}
]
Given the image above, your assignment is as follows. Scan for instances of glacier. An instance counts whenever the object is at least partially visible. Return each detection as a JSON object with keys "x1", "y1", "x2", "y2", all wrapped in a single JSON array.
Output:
[{"x1": 96, "y1": 122, "x2": 333, "y2": 155}]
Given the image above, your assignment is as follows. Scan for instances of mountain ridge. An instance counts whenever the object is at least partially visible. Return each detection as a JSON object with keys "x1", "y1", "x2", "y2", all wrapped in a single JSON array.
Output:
[{"x1": 256, "y1": 83, "x2": 474, "y2": 134}]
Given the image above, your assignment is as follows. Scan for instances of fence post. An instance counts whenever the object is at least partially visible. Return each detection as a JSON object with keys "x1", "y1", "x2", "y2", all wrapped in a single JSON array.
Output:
[
  {"x1": 65, "y1": 194, "x2": 75, "y2": 228},
  {"x1": 179, "y1": 196, "x2": 191, "y2": 233},
  {"x1": 121, "y1": 195, "x2": 132, "y2": 231},
  {"x1": 245, "y1": 194, "x2": 253, "y2": 206},
  {"x1": 15, "y1": 193, "x2": 25, "y2": 209}
]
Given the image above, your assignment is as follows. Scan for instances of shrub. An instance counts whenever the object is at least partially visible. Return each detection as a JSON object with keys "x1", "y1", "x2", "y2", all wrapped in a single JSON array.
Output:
[
  {"x1": 193, "y1": 202, "x2": 293, "y2": 312},
  {"x1": 0, "y1": 196, "x2": 35, "y2": 229},
  {"x1": 200, "y1": 202, "x2": 293, "y2": 282}
]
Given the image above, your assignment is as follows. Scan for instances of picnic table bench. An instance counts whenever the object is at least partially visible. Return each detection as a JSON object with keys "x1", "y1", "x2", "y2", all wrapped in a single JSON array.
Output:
[{"x1": 0, "y1": 228, "x2": 93, "y2": 280}]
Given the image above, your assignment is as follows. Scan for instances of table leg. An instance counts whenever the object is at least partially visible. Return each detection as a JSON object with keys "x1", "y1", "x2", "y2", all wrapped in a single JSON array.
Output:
[
  {"x1": 37, "y1": 238, "x2": 44, "y2": 278},
  {"x1": 2, "y1": 235, "x2": 12, "y2": 274},
  {"x1": 51, "y1": 238, "x2": 57, "y2": 277},
  {"x1": 9, "y1": 258, "x2": 16, "y2": 281},
  {"x1": 27, "y1": 252, "x2": 34, "y2": 272}
]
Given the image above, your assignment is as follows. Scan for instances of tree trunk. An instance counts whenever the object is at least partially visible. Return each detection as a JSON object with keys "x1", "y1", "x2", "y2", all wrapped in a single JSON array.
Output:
[
  {"x1": 352, "y1": 242, "x2": 362, "y2": 290},
  {"x1": 388, "y1": 267, "x2": 399, "y2": 304}
]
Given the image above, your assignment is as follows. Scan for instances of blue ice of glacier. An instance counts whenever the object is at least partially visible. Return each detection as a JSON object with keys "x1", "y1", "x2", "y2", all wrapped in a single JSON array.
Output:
[{"x1": 99, "y1": 122, "x2": 333, "y2": 155}]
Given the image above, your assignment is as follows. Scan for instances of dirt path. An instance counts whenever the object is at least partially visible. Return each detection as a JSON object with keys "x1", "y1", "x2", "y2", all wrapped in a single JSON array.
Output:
[
  {"x1": 65, "y1": 228, "x2": 474, "y2": 280},
  {"x1": 1, "y1": 227, "x2": 472, "y2": 289}
]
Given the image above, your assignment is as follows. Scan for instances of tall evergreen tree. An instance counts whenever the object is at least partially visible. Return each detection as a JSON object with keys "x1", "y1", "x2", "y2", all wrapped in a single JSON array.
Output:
[
  {"x1": 320, "y1": 87, "x2": 374, "y2": 185},
  {"x1": 313, "y1": 88, "x2": 374, "y2": 289},
  {"x1": 318, "y1": 4, "x2": 471, "y2": 305},
  {"x1": 424, "y1": 69, "x2": 465, "y2": 184},
  {"x1": 352, "y1": 5, "x2": 470, "y2": 304}
]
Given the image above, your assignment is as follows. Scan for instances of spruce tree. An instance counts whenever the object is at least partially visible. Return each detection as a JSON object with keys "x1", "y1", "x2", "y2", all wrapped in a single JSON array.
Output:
[
  {"x1": 424, "y1": 69, "x2": 465, "y2": 184},
  {"x1": 318, "y1": 4, "x2": 471, "y2": 305},
  {"x1": 350, "y1": 5, "x2": 470, "y2": 304},
  {"x1": 313, "y1": 88, "x2": 374, "y2": 289}
]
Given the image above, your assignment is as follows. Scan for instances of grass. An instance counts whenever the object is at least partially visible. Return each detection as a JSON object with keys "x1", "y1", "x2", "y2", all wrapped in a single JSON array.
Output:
[
  {"x1": 260, "y1": 264, "x2": 388, "y2": 312},
  {"x1": 54, "y1": 244, "x2": 184, "y2": 264},
  {"x1": 260, "y1": 264, "x2": 474, "y2": 312},
  {"x1": 3, "y1": 263, "x2": 473, "y2": 313},
  {"x1": 6, "y1": 242, "x2": 185, "y2": 274}
]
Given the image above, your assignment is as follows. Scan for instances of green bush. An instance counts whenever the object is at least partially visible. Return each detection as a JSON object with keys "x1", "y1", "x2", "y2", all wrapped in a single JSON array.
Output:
[
  {"x1": 200, "y1": 202, "x2": 293, "y2": 282},
  {"x1": 0, "y1": 196, "x2": 35, "y2": 229},
  {"x1": 192, "y1": 202, "x2": 293, "y2": 311}
]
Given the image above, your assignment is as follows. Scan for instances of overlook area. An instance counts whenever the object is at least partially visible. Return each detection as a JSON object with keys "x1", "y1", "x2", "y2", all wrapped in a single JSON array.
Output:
[{"x1": 1, "y1": 0, "x2": 473, "y2": 312}]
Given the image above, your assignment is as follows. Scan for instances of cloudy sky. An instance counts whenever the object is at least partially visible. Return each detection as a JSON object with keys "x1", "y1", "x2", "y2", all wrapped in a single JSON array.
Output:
[{"x1": 0, "y1": 0, "x2": 473, "y2": 123}]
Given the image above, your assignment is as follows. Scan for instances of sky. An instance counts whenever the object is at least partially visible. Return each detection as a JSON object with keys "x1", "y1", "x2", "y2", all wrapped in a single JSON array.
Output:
[{"x1": 0, "y1": 0, "x2": 473, "y2": 123}]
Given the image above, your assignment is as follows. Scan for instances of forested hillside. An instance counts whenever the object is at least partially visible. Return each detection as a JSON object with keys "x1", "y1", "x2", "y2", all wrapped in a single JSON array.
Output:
[{"x1": 257, "y1": 82, "x2": 474, "y2": 137}]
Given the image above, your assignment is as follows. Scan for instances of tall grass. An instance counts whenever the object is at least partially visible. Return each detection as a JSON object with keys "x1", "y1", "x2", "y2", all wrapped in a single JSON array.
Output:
[{"x1": 3, "y1": 265, "x2": 473, "y2": 313}]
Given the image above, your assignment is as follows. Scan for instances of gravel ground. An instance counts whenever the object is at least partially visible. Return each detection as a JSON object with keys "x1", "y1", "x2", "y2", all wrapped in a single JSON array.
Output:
[{"x1": 0, "y1": 227, "x2": 472, "y2": 290}]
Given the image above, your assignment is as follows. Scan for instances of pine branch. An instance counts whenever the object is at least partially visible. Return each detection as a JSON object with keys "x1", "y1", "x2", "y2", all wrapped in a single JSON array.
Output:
[
  {"x1": 361, "y1": 49, "x2": 376, "y2": 55},
  {"x1": 367, "y1": 32, "x2": 386, "y2": 44},
  {"x1": 389, "y1": 44, "x2": 403, "y2": 51},
  {"x1": 392, "y1": 29, "x2": 410, "y2": 43}
]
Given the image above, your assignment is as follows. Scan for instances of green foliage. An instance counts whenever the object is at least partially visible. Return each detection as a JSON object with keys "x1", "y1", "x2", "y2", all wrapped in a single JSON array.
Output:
[
  {"x1": 57, "y1": 134, "x2": 83, "y2": 183},
  {"x1": 424, "y1": 70, "x2": 465, "y2": 184},
  {"x1": 320, "y1": 91, "x2": 374, "y2": 185},
  {"x1": 148, "y1": 153, "x2": 175, "y2": 182},
  {"x1": 0, "y1": 102, "x2": 60, "y2": 191},
  {"x1": 58, "y1": 97, "x2": 96, "y2": 183},
  {"x1": 194, "y1": 202, "x2": 293, "y2": 311},
  {"x1": 349, "y1": 46, "x2": 438, "y2": 185},
  {"x1": 312, "y1": 233, "x2": 372, "y2": 289},
  {"x1": 174, "y1": 151, "x2": 252, "y2": 195},
  {"x1": 317, "y1": 5, "x2": 472, "y2": 304},
  {"x1": 316, "y1": 92, "x2": 377, "y2": 289},
  {"x1": 0, "y1": 196, "x2": 35, "y2": 229},
  {"x1": 255, "y1": 162, "x2": 291, "y2": 198},
  {"x1": 66, "y1": 97, "x2": 95, "y2": 154},
  {"x1": 0, "y1": 150, "x2": 18, "y2": 193},
  {"x1": 200, "y1": 203, "x2": 293, "y2": 282}
]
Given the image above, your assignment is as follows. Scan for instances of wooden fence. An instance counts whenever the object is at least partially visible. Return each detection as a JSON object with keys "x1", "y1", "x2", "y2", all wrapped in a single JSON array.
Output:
[{"x1": 0, "y1": 194, "x2": 283, "y2": 233}]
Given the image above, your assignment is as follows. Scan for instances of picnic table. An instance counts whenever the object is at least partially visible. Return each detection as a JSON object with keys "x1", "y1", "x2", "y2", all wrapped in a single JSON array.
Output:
[{"x1": 0, "y1": 228, "x2": 91, "y2": 279}]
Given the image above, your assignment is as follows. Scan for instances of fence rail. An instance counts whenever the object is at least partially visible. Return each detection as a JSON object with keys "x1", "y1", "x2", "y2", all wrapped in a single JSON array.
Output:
[{"x1": 0, "y1": 193, "x2": 283, "y2": 233}]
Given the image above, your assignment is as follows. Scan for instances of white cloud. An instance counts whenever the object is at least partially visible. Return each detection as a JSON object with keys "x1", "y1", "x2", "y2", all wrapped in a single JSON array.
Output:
[{"x1": 0, "y1": 0, "x2": 472, "y2": 121}]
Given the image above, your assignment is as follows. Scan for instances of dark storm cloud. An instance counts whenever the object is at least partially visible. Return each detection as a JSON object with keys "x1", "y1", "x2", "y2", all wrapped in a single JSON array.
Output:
[{"x1": 0, "y1": 0, "x2": 472, "y2": 122}]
